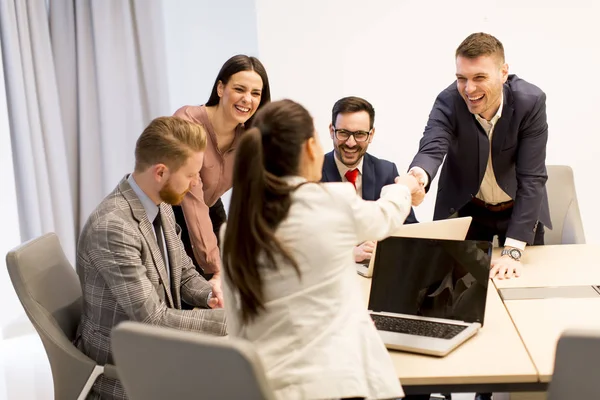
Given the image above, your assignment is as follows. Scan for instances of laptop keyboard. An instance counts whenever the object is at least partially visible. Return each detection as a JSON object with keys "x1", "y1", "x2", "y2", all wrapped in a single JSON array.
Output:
[{"x1": 371, "y1": 314, "x2": 469, "y2": 339}]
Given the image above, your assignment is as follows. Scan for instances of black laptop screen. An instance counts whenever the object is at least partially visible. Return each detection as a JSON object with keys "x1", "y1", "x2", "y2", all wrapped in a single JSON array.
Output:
[{"x1": 368, "y1": 237, "x2": 491, "y2": 325}]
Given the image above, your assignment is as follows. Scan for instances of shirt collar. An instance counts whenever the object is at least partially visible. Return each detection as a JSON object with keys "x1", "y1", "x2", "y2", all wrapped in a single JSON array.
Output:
[
  {"x1": 282, "y1": 175, "x2": 308, "y2": 186},
  {"x1": 475, "y1": 90, "x2": 504, "y2": 125},
  {"x1": 127, "y1": 173, "x2": 160, "y2": 223},
  {"x1": 333, "y1": 152, "x2": 364, "y2": 178}
]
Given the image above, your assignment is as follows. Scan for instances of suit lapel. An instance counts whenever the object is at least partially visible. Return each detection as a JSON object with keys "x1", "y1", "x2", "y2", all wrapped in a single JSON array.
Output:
[
  {"x1": 161, "y1": 203, "x2": 182, "y2": 308},
  {"x1": 491, "y1": 91, "x2": 514, "y2": 160},
  {"x1": 362, "y1": 154, "x2": 376, "y2": 201},
  {"x1": 119, "y1": 178, "x2": 175, "y2": 307},
  {"x1": 322, "y1": 151, "x2": 342, "y2": 182},
  {"x1": 471, "y1": 117, "x2": 489, "y2": 187}
]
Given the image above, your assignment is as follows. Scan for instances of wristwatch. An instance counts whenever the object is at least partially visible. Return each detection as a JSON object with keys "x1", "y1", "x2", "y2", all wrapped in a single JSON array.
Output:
[{"x1": 501, "y1": 247, "x2": 522, "y2": 261}]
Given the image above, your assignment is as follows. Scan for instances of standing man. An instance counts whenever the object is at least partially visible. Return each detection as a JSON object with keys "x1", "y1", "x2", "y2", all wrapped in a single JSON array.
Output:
[
  {"x1": 408, "y1": 32, "x2": 552, "y2": 400},
  {"x1": 322, "y1": 96, "x2": 419, "y2": 263},
  {"x1": 75, "y1": 116, "x2": 226, "y2": 399}
]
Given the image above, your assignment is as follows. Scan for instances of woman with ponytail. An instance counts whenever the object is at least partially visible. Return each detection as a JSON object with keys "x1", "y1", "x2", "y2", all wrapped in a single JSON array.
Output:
[{"x1": 222, "y1": 99, "x2": 422, "y2": 400}]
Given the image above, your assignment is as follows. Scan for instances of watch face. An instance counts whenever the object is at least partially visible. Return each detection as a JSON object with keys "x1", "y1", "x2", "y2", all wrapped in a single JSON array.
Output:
[{"x1": 502, "y1": 248, "x2": 521, "y2": 260}]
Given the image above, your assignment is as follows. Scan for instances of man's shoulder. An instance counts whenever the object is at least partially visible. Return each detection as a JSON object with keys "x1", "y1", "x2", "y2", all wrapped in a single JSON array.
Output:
[
  {"x1": 80, "y1": 185, "x2": 135, "y2": 238},
  {"x1": 323, "y1": 150, "x2": 335, "y2": 163},
  {"x1": 364, "y1": 153, "x2": 397, "y2": 173},
  {"x1": 506, "y1": 74, "x2": 545, "y2": 102},
  {"x1": 364, "y1": 152, "x2": 391, "y2": 166},
  {"x1": 321, "y1": 151, "x2": 339, "y2": 182},
  {"x1": 437, "y1": 80, "x2": 463, "y2": 102}
]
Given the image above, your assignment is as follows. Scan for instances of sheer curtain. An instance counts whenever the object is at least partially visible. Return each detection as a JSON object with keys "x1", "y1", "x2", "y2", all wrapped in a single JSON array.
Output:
[{"x1": 0, "y1": 0, "x2": 170, "y2": 263}]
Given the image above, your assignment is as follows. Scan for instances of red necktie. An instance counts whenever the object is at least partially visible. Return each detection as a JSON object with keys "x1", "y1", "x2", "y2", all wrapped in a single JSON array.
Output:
[{"x1": 345, "y1": 168, "x2": 359, "y2": 189}]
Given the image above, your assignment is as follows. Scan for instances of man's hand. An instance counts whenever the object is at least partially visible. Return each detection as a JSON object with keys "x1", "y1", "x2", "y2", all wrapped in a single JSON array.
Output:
[
  {"x1": 354, "y1": 241, "x2": 375, "y2": 263},
  {"x1": 408, "y1": 167, "x2": 428, "y2": 186},
  {"x1": 395, "y1": 174, "x2": 426, "y2": 206},
  {"x1": 410, "y1": 185, "x2": 426, "y2": 206},
  {"x1": 490, "y1": 255, "x2": 522, "y2": 280},
  {"x1": 208, "y1": 273, "x2": 224, "y2": 308}
]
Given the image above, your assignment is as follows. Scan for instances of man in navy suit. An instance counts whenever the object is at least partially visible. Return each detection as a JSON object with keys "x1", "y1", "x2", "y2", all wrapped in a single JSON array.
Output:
[
  {"x1": 321, "y1": 96, "x2": 419, "y2": 263},
  {"x1": 408, "y1": 33, "x2": 552, "y2": 400}
]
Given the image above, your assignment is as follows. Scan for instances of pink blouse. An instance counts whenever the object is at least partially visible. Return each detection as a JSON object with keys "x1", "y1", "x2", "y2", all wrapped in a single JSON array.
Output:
[{"x1": 173, "y1": 105, "x2": 243, "y2": 274}]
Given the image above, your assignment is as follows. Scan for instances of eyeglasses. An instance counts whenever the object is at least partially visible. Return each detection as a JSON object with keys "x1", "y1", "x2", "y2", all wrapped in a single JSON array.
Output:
[{"x1": 333, "y1": 128, "x2": 372, "y2": 142}]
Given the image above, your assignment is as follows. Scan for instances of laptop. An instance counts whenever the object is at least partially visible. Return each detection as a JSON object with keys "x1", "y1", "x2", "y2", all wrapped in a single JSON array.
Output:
[
  {"x1": 368, "y1": 236, "x2": 491, "y2": 357},
  {"x1": 356, "y1": 217, "x2": 473, "y2": 278}
]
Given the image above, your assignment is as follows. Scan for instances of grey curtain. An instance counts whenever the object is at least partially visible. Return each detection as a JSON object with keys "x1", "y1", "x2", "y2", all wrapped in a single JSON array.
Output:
[{"x1": 0, "y1": 0, "x2": 170, "y2": 262}]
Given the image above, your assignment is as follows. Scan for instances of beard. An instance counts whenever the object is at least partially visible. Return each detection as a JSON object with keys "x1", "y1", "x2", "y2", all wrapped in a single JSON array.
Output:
[
  {"x1": 336, "y1": 144, "x2": 367, "y2": 167},
  {"x1": 159, "y1": 179, "x2": 189, "y2": 205}
]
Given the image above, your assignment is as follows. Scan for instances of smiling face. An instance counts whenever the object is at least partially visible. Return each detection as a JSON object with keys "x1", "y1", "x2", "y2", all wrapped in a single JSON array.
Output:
[
  {"x1": 217, "y1": 70, "x2": 264, "y2": 125},
  {"x1": 456, "y1": 54, "x2": 508, "y2": 121},
  {"x1": 329, "y1": 110, "x2": 374, "y2": 168}
]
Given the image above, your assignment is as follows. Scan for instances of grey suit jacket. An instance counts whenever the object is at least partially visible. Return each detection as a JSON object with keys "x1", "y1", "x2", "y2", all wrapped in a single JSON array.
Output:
[
  {"x1": 410, "y1": 75, "x2": 551, "y2": 244},
  {"x1": 75, "y1": 176, "x2": 226, "y2": 399}
]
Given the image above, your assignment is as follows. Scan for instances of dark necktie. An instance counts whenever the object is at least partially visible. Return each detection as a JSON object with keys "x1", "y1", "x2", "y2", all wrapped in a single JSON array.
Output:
[
  {"x1": 153, "y1": 210, "x2": 167, "y2": 266},
  {"x1": 345, "y1": 168, "x2": 359, "y2": 189}
]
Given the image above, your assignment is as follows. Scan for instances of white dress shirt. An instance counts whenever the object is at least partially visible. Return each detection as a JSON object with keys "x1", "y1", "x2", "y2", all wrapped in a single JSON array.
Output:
[
  {"x1": 474, "y1": 98, "x2": 512, "y2": 205},
  {"x1": 473, "y1": 97, "x2": 525, "y2": 251},
  {"x1": 223, "y1": 178, "x2": 411, "y2": 400},
  {"x1": 334, "y1": 152, "x2": 364, "y2": 197}
]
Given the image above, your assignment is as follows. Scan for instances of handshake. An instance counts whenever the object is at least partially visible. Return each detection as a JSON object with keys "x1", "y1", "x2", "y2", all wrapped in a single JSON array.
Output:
[{"x1": 395, "y1": 168, "x2": 427, "y2": 207}]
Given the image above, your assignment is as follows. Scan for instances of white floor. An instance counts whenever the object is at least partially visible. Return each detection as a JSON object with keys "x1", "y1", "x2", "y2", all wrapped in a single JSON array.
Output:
[{"x1": 0, "y1": 334, "x2": 53, "y2": 400}]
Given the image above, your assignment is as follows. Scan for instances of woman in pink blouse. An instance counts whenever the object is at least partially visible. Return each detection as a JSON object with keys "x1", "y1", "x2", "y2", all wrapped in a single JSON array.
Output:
[{"x1": 172, "y1": 55, "x2": 271, "y2": 307}]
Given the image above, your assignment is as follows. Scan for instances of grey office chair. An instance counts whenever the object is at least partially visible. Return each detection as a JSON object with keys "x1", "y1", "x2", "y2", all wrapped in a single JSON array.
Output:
[
  {"x1": 5, "y1": 233, "x2": 117, "y2": 400},
  {"x1": 545, "y1": 165, "x2": 586, "y2": 245},
  {"x1": 548, "y1": 329, "x2": 600, "y2": 399},
  {"x1": 112, "y1": 321, "x2": 276, "y2": 400}
]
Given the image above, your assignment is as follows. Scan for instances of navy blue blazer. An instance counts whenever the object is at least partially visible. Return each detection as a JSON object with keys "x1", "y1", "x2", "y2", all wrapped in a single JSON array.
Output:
[
  {"x1": 409, "y1": 74, "x2": 551, "y2": 244},
  {"x1": 321, "y1": 151, "x2": 418, "y2": 224}
]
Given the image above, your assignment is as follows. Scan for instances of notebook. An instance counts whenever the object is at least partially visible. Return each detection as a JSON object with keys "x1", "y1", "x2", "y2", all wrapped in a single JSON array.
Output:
[
  {"x1": 356, "y1": 217, "x2": 473, "y2": 278},
  {"x1": 368, "y1": 237, "x2": 491, "y2": 357}
]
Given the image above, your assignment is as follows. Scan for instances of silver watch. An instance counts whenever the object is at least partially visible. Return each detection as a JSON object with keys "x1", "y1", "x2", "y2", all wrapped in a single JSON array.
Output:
[{"x1": 501, "y1": 247, "x2": 522, "y2": 261}]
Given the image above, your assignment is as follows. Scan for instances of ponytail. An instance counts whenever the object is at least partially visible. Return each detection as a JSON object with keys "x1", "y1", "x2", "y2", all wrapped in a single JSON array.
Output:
[{"x1": 222, "y1": 127, "x2": 298, "y2": 324}]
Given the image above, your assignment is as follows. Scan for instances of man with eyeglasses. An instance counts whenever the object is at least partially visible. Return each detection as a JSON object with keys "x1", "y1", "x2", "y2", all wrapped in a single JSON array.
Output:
[{"x1": 321, "y1": 96, "x2": 419, "y2": 264}]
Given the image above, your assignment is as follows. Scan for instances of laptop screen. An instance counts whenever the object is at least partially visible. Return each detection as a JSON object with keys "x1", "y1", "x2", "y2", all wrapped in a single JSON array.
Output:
[{"x1": 368, "y1": 237, "x2": 491, "y2": 325}]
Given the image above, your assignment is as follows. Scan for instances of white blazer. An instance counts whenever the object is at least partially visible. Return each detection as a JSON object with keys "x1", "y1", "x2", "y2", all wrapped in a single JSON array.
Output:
[{"x1": 223, "y1": 178, "x2": 412, "y2": 400}]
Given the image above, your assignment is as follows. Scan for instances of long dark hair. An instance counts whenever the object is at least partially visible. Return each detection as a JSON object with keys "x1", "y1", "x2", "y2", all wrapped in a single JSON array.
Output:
[
  {"x1": 222, "y1": 99, "x2": 315, "y2": 323},
  {"x1": 206, "y1": 54, "x2": 271, "y2": 128}
]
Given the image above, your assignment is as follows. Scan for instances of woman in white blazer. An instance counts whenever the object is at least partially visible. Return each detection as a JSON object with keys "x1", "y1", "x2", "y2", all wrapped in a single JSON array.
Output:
[{"x1": 222, "y1": 99, "x2": 422, "y2": 400}]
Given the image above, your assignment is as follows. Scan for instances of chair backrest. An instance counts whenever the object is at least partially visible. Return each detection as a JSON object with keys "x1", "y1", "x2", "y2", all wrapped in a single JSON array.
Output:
[
  {"x1": 6, "y1": 232, "x2": 97, "y2": 399},
  {"x1": 548, "y1": 329, "x2": 600, "y2": 400},
  {"x1": 112, "y1": 321, "x2": 276, "y2": 400},
  {"x1": 545, "y1": 165, "x2": 585, "y2": 245}
]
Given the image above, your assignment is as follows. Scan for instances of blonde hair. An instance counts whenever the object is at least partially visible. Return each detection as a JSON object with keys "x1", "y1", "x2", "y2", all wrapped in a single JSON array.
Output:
[{"x1": 134, "y1": 116, "x2": 207, "y2": 173}]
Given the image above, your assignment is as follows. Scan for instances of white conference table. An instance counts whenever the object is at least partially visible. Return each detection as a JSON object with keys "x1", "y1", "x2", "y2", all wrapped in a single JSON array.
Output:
[
  {"x1": 502, "y1": 297, "x2": 600, "y2": 382},
  {"x1": 491, "y1": 244, "x2": 600, "y2": 383},
  {"x1": 358, "y1": 276, "x2": 539, "y2": 395},
  {"x1": 493, "y1": 244, "x2": 600, "y2": 289}
]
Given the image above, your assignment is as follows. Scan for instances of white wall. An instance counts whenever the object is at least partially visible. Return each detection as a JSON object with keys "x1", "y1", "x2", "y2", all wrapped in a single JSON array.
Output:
[
  {"x1": 255, "y1": 0, "x2": 600, "y2": 243},
  {"x1": 162, "y1": 0, "x2": 260, "y2": 110},
  {"x1": 162, "y1": 0, "x2": 260, "y2": 206}
]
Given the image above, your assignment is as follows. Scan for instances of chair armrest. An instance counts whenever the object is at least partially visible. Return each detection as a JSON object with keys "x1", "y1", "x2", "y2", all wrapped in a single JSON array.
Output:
[{"x1": 103, "y1": 364, "x2": 118, "y2": 380}]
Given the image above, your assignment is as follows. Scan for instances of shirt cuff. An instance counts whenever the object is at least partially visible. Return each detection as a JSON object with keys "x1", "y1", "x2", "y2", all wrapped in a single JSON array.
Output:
[{"x1": 504, "y1": 238, "x2": 526, "y2": 251}]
